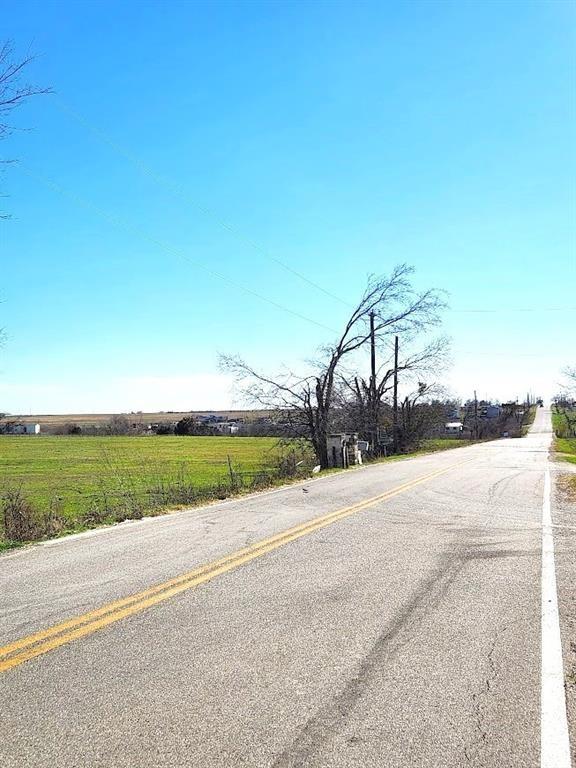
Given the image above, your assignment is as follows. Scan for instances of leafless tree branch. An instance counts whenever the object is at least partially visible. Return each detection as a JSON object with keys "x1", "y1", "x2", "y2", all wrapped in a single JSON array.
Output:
[
  {"x1": 0, "y1": 40, "x2": 51, "y2": 217},
  {"x1": 221, "y1": 266, "x2": 446, "y2": 467}
]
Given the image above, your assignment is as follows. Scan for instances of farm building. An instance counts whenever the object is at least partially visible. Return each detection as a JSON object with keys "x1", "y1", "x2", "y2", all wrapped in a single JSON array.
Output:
[
  {"x1": 215, "y1": 421, "x2": 239, "y2": 435},
  {"x1": 4, "y1": 423, "x2": 41, "y2": 435}
]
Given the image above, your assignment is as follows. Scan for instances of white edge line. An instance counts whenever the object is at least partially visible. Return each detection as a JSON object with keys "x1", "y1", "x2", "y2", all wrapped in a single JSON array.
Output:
[{"x1": 541, "y1": 465, "x2": 572, "y2": 768}]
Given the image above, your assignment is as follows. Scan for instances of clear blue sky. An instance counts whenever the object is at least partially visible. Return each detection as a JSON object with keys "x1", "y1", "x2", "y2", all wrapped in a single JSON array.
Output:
[{"x1": 1, "y1": 0, "x2": 574, "y2": 413}]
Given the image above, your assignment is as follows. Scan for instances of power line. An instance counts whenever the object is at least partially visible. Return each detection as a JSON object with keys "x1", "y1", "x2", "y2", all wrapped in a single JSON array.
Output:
[
  {"x1": 19, "y1": 164, "x2": 341, "y2": 335},
  {"x1": 457, "y1": 352, "x2": 560, "y2": 358},
  {"x1": 450, "y1": 306, "x2": 576, "y2": 313},
  {"x1": 54, "y1": 96, "x2": 352, "y2": 308},
  {"x1": 54, "y1": 100, "x2": 576, "y2": 320}
]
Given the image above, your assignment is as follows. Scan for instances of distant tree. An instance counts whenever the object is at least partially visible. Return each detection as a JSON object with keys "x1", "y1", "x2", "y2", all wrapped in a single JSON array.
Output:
[
  {"x1": 0, "y1": 419, "x2": 18, "y2": 435},
  {"x1": 154, "y1": 423, "x2": 174, "y2": 435},
  {"x1": 106, "y1": 414, "x2": 132, "y2": 435},
  {"x1": 397, "y1": 383, "x2": 446, "y2": 451},
  {"x1": 563, "y1": 366, "x2": 576, "y2": 394},
  {"x1": 51, "y1": 422, "x2": 82, "y2": 435},
  {"x1": 174, "y1": 417, "x2": 197, "y2": 436},
  {"x1": 175, "y1": 417, "x2": 219, "y2": 436}
]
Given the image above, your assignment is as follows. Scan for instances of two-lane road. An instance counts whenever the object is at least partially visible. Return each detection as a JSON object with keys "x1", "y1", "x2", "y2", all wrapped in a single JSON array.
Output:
[{"x1": 1, "y1": 408, "x2": 572, "y2": 767}]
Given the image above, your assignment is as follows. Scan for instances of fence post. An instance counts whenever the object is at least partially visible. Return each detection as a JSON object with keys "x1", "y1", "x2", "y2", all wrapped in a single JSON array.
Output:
[{"x1": 227, "y1": 454, "x2": 237, "y2": 491}]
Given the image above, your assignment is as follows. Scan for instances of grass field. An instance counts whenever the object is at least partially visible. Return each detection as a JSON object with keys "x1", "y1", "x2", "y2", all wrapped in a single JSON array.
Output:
[
  {"x1": 0, "y1": 434, "x2": 481, "y2": 547},
  {"x1": 0, "y1": 436, "x2": 293, "y2": 527}
]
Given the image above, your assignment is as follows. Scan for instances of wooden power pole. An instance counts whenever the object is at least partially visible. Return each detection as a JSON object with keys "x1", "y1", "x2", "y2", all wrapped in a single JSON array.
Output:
[
  {"x1": 474, "y1": 389, "x2": 479, "y2": 439},
  {"x1": 369, "y1": 311, "x2": 377, "y2": 450},
  {"x1": 393, "y1": 335, "x2": 399, "y2": 453}
]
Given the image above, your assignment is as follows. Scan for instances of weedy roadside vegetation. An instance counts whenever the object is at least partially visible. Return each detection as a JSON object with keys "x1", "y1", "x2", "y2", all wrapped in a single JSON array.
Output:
[
  {"x1": 1, "y1": 487, "x2": 64, "y2": 543},
  {"x1": 552, "y1": 406, "x2": 576, "y2": 463},
  {"x1": 520, "y1": 405, "x2": 537, "y2": 437},
  {"x1": 0, "y1": 436, "x2": 313, "y2": 550},
  {"x1": 551, "y1": 405, "x2": 576, "y2": 499}
]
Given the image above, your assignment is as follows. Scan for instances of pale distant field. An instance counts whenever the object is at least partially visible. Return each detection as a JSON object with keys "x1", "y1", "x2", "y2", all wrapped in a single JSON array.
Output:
[{"x1": 0, "y1": 410, "x2": 267, "y2": 429}]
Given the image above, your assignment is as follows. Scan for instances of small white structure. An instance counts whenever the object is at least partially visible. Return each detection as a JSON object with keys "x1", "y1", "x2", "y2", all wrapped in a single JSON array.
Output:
[
  {"x1": 215, "y1": 421, "x2": 239, "y2": 435},
  {"x1": 326, "y1": 433, "x2": 360, "y2": 468},
  {"x1": 445, "y1": 422, "x2": 463, "y2": 434}
]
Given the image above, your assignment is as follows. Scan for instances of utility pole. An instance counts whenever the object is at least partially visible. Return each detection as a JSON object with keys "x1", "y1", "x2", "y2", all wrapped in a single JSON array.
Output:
[
  {"x1": 369, "y1": 311, "x2": 377, "y2": 451},
  {"x1": 393, "y1": 335, "x2": 399, "y2": 453},
  {"x1": 474, "y1": 389, "x2": 478, "y2": 440}
]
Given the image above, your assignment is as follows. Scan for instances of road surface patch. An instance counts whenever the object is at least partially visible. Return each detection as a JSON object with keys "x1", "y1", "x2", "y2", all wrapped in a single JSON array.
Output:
[{"x1": 0, "y1": 458, "x2": 473, "y2": 674}]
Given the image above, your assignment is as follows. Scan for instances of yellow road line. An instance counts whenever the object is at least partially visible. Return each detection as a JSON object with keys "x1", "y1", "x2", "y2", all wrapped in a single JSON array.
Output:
[{"x1": 0, "y1": 458, "x2": 472, "y2": 673}]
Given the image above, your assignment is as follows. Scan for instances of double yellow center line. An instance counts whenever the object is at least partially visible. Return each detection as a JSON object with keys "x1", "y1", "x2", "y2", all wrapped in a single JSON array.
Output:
[{"x1": 0, "y1": 459, "x2": 471, "y2": 673}]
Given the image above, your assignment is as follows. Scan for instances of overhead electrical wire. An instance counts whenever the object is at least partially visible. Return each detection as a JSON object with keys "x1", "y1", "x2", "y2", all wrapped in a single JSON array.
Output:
[
  {"x1": 451, "y1": 306, "x2": 576, "y2": 313},
  {"x1": 26, "y1": 97, "x2": 574, "y2": 337},
  {"x1": 54, "y1": 96, "x2": 352, "y2": 308},
  {"x1": 51, "y1": 99, "x2": 576, "y2": 319},
  {"x1": 19, "y1": 164, "x2": 341, "y2": 336}
]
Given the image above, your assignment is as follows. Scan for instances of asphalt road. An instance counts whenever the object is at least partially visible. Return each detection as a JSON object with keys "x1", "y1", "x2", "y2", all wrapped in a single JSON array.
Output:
[{"x1": 1, "y1": 408, "x2": 573, "y2": 767}]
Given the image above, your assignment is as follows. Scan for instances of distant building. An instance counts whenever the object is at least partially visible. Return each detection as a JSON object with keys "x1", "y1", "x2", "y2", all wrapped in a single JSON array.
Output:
[
  {"x1": 463, "y1": 402, "x2": 502, "y2": 422},
  {"x1": 480, "y1": 404, "x2": 501, "y2": 419},
  {"x1": 6, "y1": 423, "x2": 41, "y2": 435},
  {"x1": 215, "y1": 421, "x2": 239, "y2": 435},
  {"x1": 445, "y1": 422, "x2": 463, "y2": 434}
]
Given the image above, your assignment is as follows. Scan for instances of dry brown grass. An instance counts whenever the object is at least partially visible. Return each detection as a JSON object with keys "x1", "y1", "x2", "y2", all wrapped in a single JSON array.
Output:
[{"x1": 557, "y1": 473, "x2": 576, "y2": 503}]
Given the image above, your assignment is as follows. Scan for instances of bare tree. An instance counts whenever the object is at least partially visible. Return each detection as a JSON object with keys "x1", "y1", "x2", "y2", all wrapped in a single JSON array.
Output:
[
  {"x1": 0, "y1": 40, "x2": 50, "y2": 216},
  {"x1": 397, "y1": 382, "x2": 447, "y2": 450},
  {"x1": 562, "y1": 366, "x2": 576, "y2": 394},
  {"x1": 221, "y1": 265, "x2": 446, "y2": 468},
  {"x1": 338, "y1": 335, "x2": 450, "y2": 446}
]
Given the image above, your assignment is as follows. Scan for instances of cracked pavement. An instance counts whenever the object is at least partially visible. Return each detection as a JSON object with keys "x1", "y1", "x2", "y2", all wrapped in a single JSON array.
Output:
[{"x1": 0, "y1": 408, "x2": 571, "y2": 767}]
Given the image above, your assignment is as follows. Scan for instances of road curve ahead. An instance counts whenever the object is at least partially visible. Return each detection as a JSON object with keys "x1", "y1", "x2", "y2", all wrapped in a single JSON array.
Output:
[{"x1": 0, "y1": 408, "x2": 572, "y2": 767}]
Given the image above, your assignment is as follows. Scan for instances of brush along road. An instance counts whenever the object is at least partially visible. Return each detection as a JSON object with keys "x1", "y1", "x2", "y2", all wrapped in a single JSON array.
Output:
[{"x1": 0, "y1": 408, "x2": 572, "y2": 767}]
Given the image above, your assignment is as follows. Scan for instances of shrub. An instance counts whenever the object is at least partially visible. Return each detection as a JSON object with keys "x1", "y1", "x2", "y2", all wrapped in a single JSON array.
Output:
[{"x1": 1, "y1": 488, "x2": 64, "y2": 542}]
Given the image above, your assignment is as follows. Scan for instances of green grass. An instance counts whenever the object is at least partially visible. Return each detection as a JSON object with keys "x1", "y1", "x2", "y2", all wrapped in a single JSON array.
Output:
[
  {"x1": 366, "y1": 437, "x2": 484, "y2": 466},
  {"x1": 555, "y1": 437, "x2": 576, "y2": 465},
  {"x1": 552, "y1": 406, "x2": 576, "y2": 438},
  {"x1": 552, "y1": 407, "x2": 576, "y2": 464},
  {"x1": 419, "y1": 438, "x2": 475, "y2": 453},
  {"x1": 0, "y1": 435, "x2": 290, "y2": 521},
  {"x1": 552, "y1": 407, "x2": 565, "y2": 435}
]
